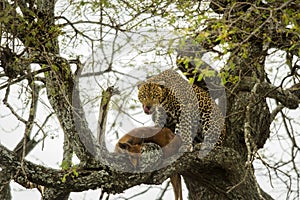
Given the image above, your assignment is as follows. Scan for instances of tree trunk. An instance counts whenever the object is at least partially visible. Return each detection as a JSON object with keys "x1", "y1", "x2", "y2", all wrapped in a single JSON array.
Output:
[
  {"x1": 0, "y1": 180, "x2": 11, "y2": 200},
  {"x1": 175, "y1": 37, "x2": 272, "y2": 199}
]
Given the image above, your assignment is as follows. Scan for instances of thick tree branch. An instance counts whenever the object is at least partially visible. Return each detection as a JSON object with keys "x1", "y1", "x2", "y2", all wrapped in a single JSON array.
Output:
[
  {"x1": 236, "y1": 77, "x2": 299, "y2": 109},
  {"x1": 1, "y1": 138, "x2": 261, "y2": 198}
]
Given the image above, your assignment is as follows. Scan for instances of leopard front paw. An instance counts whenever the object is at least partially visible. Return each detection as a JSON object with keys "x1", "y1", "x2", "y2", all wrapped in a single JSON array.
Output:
[
  {"x1": 195, "y1": 143, "x2": 214, "y2": 158},
  {"x1": 179, "y1": 144, "x2": 193, "y2": 153}
]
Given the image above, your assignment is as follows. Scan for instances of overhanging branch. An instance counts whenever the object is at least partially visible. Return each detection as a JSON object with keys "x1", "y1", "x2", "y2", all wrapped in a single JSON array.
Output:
[{"x1": 236, "y1": 77, "x2": 299, "y2": 109}]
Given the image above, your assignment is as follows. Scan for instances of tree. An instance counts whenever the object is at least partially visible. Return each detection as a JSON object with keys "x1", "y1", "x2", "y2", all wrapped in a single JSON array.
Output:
[{"x1": 0, "y1": 0, "x2": 300, "y2": 199}]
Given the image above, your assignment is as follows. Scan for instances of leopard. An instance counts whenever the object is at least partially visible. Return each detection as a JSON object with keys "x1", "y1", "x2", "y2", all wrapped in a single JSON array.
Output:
[{"x1": 137, "y1": 69, "x2": 225, "y2": 154}]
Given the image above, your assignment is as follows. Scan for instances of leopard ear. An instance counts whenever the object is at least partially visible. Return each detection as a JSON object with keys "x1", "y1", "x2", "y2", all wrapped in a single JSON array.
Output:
[
  {"x1": 156, "y1": 81, "x2": 166, "y2": 88},
  {"x1": 136, "y1": 81, "x2": 145, "y2": 89}
]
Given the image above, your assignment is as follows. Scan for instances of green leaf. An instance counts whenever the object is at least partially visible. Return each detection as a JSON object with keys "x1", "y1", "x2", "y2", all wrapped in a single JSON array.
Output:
[
  {"x1": 197, "y1": 73, "x2": 204, "y2": 81},
  {"x1": 62, "y1": 174, "x2": 68, "y2": 183},
  {"x1": 61, "y1": 160, "x2": 70, "y2": 170},
  {"x1": 72, "y1": 168, "x2": 79, "y2": 178},
  {"x1": 188, "y1": 77, "x2": 195, "y2": 84}
]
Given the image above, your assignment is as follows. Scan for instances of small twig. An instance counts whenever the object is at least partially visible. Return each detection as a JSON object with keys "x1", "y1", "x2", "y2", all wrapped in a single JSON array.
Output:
[
  {"x1": 99, "y1": 190, "x2": 110, "y2": 200},
  {"x1": 156, "y1": 180, "x2": 171, "y2": 200},
  {"x1": 2, "y1": 83, "x2": 27, "y2": 124},
  {"x1": 270, "y1": 104, "x2": 285, "y2": 122},
  {"x1": 33, "y1": 112, "x2": 55, "y2": 150},
  {"x1": 112, "y1": 186, "x2": 152, "y2": 200},
  {"x1": 0, "y1": 67, "x2": 50, "y2": 90},
  {"x1": 226, "y1": 170, "x2": 249, "y2": 193},
  {"x1": 20, "y1": 82, "x2": 41, "y2": 177}
]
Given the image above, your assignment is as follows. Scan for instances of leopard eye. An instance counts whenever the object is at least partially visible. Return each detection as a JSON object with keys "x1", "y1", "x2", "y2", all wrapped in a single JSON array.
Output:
[
  {"x1": 141, "y1": 95, "x2": 146, "y2": 99},
  {"x1": 153, "y1": 94, "x2": 159, "y2": 101}
]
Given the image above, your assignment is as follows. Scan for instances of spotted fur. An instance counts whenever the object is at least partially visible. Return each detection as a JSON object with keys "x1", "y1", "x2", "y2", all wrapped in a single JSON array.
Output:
[{"x1": 138, "y1": 69, "x2": 225, "y2": 152}]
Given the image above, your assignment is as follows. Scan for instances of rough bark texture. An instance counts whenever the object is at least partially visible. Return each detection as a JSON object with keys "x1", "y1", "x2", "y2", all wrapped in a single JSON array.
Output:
[{"x1": 0, "y1": 0, "x2": 300, "y2": 200}]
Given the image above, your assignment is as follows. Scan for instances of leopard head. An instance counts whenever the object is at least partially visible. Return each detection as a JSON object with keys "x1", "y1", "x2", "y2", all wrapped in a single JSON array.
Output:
[{"x1": 137, "y1": 81, "x2": 165, "y2": 114}]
